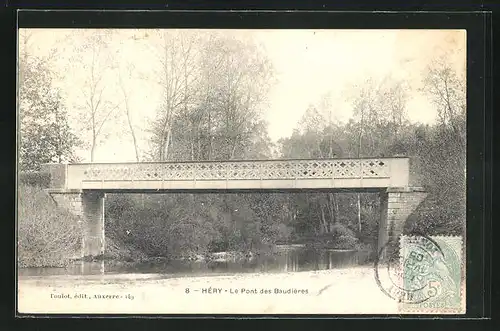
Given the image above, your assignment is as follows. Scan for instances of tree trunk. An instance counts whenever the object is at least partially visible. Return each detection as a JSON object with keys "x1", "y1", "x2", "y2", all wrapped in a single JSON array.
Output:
[
  {"x1": 198, "y1": 133, "x2": 202, "y2": 160},
  {"x1": 320, "y1": 205, "x2": 329, "y2": 234},
  {"x1": 333, "y1": 193, "x2": 339, "y2": 224},
  {"x1": 163, "y1": 129, "x2": 171, "y2": 161},
  {"x1": 90, "y1": 140, "x2": 96, "y2": 162},
  {"x1": 120, "y1": 71, "x2": 140, "y2": 162},
  {"x1": 231, "y1": 143, "x2": 238, "y2": 159},
  {"x1": 357, "y1": 194, "x2": 362, "y2": 233},
  {"x1": 327, "y1": 193, "x2": 337, "y2": 231},
  {"x1": 208, "y1": 112, "x2": 213, "y2": 160},
  {"x1": 190, "y1": 124, "x2": 195, "y2": 161},
  {"x1": 357, "y1": 104, "x2": 364, "y2": 235},
  {"x1": 128, "y1": 118, "x2": 140, "y2": 162}
]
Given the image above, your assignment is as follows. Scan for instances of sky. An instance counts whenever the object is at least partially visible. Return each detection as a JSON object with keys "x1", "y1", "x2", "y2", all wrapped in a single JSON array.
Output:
[{"x1": 19, "y1": 29, "x2": 466, "y2": 163}]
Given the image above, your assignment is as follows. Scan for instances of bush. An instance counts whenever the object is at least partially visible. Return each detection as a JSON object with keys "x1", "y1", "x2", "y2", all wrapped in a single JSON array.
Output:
[
  {"x1": 325, "y1": 224, "x2": 358, "y2": 249},
  {"x1": 300, "y1": 224, "x2": 359, "y2": 250},
  {"x1": 330, "y1": 223, "x2": 355, "y2": 238},
  {"x1": 404, "y1": 195, "x2": 465, "y2": 237},
  {"x1": 335, "y1": 234, "x2": 359, "y2": 250},
  {"x1": 18, "y1": 171, "x2": 51, "y2": 188},
  {"x1": 17, "y1": 184, "x2": 81, "y2": 267},
  {"x1": 103, "y1": 236, "x2": 148, "y2": 262}
]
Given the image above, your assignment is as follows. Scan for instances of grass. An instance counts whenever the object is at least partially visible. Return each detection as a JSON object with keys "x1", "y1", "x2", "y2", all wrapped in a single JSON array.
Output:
[{"x1": 17, "y1": 184, "x2": 82, "y2": 268}]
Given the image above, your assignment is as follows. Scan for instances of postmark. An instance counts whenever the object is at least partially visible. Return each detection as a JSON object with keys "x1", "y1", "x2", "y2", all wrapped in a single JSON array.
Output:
[{"x1": 374, "y1": 235, "x2": 465, "y2": 314}]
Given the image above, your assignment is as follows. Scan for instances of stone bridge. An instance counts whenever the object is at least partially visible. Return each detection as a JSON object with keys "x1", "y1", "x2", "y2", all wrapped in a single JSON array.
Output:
[{"x1": 42, "y1": 157, "x2": 427, "y2": 257}]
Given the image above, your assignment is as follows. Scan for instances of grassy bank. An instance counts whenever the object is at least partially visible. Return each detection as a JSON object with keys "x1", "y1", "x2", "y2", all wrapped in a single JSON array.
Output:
[{"x1": 17, "y1": 183, "x2": 82, "y2": 268}]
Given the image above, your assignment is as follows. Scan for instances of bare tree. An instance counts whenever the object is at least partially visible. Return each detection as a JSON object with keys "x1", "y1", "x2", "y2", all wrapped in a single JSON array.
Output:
[
  {"x1": 351, "y1": 82, "x2": 373, "y2": 234},
  {"x1": 349, "y1": 77, "x2": 410, "y2": 233},
  {"x1": 118, "y1": 63, "x2": 140, "y2": 162},
  {"x1": 147, "y1": 30, "x2": 202, "y2": 161},
  {"x1": 386, "y1": 81, "x2": 409, "y2": 135},
  {"x1": 147, "y1": 32, "x2": 274, "y2": 162},
  {"x1": 71, "y1": 30, "x2": 121, "y2": 162},
  {"x1": 201, "y1": 35, "x2": 275, "y2": 160},
  {"x1": 422, "y1": 56, "x2": 466, "y2": 152}
]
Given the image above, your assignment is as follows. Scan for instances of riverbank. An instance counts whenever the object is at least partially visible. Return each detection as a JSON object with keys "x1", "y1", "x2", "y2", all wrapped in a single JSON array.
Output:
[{"x1": 18, "y1": 266, "x2": 399, "y2": 314}]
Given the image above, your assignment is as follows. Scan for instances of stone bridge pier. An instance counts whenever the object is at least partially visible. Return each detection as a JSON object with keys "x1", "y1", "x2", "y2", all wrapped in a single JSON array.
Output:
[
  {"x1": 377, "y1": 187, "x2": 428, "y2": 255},
  {"x1": 49, "y1": 190, "x2": 106, "y2": 257}
]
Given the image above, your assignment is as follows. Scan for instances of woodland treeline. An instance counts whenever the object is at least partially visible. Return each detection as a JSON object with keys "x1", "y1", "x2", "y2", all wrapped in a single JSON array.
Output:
[{"x1": 18, "y1": 30, "x2": 465, "y2": 265}]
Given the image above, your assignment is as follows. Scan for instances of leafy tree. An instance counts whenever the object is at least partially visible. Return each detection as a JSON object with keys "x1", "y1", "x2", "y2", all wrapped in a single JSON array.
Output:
[{"x1": 18, "y1": 35, "x2": 81, "y2": 171}]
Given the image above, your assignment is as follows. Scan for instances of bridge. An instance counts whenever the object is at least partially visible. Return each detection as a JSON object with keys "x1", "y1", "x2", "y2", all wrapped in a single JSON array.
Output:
[{"x1": 42, "y1": 157, "x2": 427, "y2": 257}]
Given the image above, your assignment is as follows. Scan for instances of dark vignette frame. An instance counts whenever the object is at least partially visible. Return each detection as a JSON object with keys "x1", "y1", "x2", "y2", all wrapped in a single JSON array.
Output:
[{"x1": 4, "y1": 9, "x2": 491, "y2": 326}]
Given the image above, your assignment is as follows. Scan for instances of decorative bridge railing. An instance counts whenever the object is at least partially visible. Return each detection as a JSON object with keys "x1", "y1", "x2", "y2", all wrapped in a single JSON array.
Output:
[{"x1": 43, "y1": 157, "x2": 410, "y2": 190}]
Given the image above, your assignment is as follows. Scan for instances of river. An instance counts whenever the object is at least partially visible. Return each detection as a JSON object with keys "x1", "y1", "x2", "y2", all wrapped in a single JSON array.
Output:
[{"x1": 18, "y1": 245, "x2": 372, "y2": 278}]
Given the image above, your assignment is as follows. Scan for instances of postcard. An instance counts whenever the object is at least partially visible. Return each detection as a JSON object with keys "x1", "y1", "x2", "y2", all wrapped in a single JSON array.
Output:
[{"x1": 17, "y1": 27, "x2": 466, "y2": 315}]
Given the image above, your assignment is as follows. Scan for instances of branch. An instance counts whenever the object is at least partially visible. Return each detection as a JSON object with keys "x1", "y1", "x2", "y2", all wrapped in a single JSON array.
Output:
[{"x1": 95, "y1": 101, "x2": 123, "y2": 138}]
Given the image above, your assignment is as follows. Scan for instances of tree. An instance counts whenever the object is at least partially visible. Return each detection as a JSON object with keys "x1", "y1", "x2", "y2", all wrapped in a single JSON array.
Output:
[
  {"x1": 202, "y1": 35, "x2": 275, "y2": 160},
  {"x1": 405, "y1": 58, "x2": 466, "y2": 236},
  {"x1": 280, "y1": 104, "x2": 347, "y2": 237},
  {"x1": 350, "y1": 77, "x2": 410, "y2": 156},
  {"x1": 70, "y1": 30, "x2": 121, "y2": 162},
  {"x1": 148, "y1": 31, "x2": 275, "y2": 162},
  {"x1": 18, "y1": 32, "x2": 81, "y2": 171},
  {"x1": 118, "y1": 62, "x2": 141, "y2": 161},
  {"x1": 349, "y1": 77, "x2": 411, "y2": 233},
  {"x1": 147, "y1": 30, "x2": 203, "y2": 161},
  {"x1": 422, "y1": 56, "x2": 466, "y2": 156}
]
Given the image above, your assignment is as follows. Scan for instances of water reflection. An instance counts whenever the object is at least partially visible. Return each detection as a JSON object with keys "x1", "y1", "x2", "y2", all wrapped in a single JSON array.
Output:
[
  {"x1": 18, "y1": 246, "x2": 372, "y2": 277},
  {"x1": 281, "y1": 247, "x2": 370, "y2": 272}
]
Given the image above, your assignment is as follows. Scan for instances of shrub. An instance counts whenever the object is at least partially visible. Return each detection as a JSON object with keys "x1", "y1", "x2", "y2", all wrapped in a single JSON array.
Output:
[
  {"x1": 335, "y1": 234, "x2": 359, "y2": 250},
  {"x1": 328, "y1": 223, "x2": 358, "y2": 249},
  {"x1": 18, "y1": 171, "x2": 51, "y2": 188},
  {"x1": 17, "y1": 184, "x2": 82, "y2": 267},
  {"x1": 330, "y1": 223, "x2": 355, "y2": 238},
  {"x1": 405, "y1": 194, "x2": 465, "y2": 237},
  {"x1": 103, "y1": 236, "x2": 148, "y2": 262}
]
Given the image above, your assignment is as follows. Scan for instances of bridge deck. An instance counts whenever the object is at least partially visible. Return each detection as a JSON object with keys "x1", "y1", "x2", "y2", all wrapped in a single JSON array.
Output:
[{"x1": 42, "y1": 157, "x2": 410, "y2": 191}]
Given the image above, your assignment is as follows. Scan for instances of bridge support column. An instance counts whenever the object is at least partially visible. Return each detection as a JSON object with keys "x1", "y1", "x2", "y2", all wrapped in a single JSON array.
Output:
[
  {"x1": 50, "y1": 191, "x2": 105, "y2": 258},
  {"x1": 377, "y1": 187, "x2": 427, "y2": 256}
]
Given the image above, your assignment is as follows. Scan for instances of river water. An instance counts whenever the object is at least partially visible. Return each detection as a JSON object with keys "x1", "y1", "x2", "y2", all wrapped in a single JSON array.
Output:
[{"x1": 18, "y1": 246, "x2": 372, "y2": 278}]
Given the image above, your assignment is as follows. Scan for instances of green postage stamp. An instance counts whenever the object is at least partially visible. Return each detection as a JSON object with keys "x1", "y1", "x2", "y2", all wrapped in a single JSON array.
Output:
[{"x1": 398, "y1": 235, "x2": 465, "y2": 314}]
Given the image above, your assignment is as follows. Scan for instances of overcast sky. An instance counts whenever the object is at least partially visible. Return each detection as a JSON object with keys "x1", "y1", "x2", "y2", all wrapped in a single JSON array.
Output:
[{"x1": 20, "y1": 29, "x2": 466, "y2": 162}]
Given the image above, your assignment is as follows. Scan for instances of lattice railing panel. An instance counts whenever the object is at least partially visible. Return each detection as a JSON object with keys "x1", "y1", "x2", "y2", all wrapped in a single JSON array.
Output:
[
  {"x1": 296, "y1": 161, "x2": 335, "y2": 178},
  {"x1": 80, "y1": 158, "x2": 391, "y2": 182},
  {"x1": 162, "y1": 163, "x2": 195, "y2": 180},
  {"x1": 260, "y1": 162, "x2": 296, "y2": 179},
  {"x1": 332, "y1": 160, "x2": 359, "y2": 178},
  {"x1": 226, "y1": 162, "x2": 262, "y2": 179},
  {"x1": 361, "y1": 159, "x2": 389, "y2": 177},
  {"x1": 194, "y1": 162, "x2": 226, "y2": 179}
]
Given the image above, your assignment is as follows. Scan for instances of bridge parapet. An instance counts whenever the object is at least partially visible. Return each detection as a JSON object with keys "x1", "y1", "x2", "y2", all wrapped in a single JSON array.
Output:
[{"x1": 43, "y1": 157, "x2": 410, "y2": 191}]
